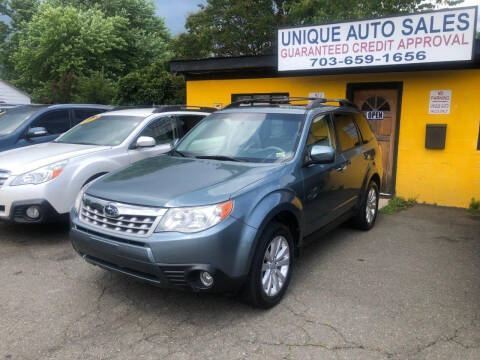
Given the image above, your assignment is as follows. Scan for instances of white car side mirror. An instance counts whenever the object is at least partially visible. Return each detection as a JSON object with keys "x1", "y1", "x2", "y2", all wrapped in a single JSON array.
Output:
[{"x1": 136, "y1": 136, "x2": 156, "y2": 148}]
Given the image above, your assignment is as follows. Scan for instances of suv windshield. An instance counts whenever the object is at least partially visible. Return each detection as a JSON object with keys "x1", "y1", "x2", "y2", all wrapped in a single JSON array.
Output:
[
  {"x1": 176, "y1": 112, "x2": 304, "y2": 163},
  {"x1": 56, "y1": 115, "x2": 144, "y2": 146},
  {"x1": 0, "y1": 106, "x2": 45, "y2": 136}
]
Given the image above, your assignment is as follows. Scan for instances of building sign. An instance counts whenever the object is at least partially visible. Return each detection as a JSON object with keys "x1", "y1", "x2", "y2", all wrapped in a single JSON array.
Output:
[
  {"x1": 429, "y1": 90, "x2": 452, "y2": 114},
  {"x1": 278, "y1": 7, "x2": 477, "y2": 72},
  {"x1": 366, "y1": 111, "x2": 384, "y2": 120}
]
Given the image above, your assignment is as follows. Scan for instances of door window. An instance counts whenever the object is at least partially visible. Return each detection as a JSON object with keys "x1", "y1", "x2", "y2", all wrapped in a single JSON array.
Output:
[
  {"x1": 73, "y1": 109, "x2": 106, "y2": 127},
  {"x1": 139, "y1": 117, "x2": 175, "y2": 145},
  {"x1": 178, "y1": 115, "x2": 205, "y2": 135},
  {"x1": 306, "y1": 114, "x2": 335, "y2": 148},
  {"x1": 30, "y1": 110, "x2": 70, "y2": 135},
  {"x1": 334, "y1": 113, "x2": 361, "y2": 152},
  {"x1": 354, "y1": 113, "x2": 374, "y2": 142}
]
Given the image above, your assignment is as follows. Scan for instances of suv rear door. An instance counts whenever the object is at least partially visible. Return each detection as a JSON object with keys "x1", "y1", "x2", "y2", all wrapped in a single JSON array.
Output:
[
  {"x1": 331, "y1": 111, "x2": 368, "y2": 211},
  {"x1": 176, "y1": 114, "x2": 206, "y2": 137}
]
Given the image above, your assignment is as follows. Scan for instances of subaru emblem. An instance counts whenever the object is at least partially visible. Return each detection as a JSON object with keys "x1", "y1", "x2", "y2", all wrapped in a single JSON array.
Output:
[{"x1": 104, "y1": 204, "x2": 119, "y2": 218}]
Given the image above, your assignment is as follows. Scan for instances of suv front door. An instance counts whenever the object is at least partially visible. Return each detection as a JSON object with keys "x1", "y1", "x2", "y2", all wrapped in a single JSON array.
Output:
[
  {"x1": 128, "y1": 116, "x2": 177, "y2": 162},
  {"x1": 17, "y1": 109, "x2": 70, "y2": 147},
  {"x1": 301, "y1": 113, "x2": 347, "y2": 235}
]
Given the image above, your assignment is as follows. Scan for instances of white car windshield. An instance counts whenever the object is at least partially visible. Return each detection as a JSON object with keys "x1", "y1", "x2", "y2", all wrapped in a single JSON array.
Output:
[
  {"x1": 176, "y1": 112, "x2": 304, "y2": 163},
  {"x1": 56, "y1": 115, "x2": 144, "y2": 146}
]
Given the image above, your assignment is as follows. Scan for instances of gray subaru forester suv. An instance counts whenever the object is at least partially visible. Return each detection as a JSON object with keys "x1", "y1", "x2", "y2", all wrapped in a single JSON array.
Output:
[{"x1": 70, "y1": 97, "x2": 383, "y2": 308}]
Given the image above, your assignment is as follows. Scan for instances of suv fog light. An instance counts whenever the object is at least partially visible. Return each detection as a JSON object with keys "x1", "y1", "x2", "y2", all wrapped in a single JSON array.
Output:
[
  {"x1": 26, "y1": 206, "x2": 41, "y2": 219},
  {"x1": 199, "y1": 271, "x2": 214, "y2": 287}
]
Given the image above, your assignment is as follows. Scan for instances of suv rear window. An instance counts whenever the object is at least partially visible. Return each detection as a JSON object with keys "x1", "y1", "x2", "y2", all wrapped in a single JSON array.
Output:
[
  {"x1": 334, "y1": 113, "x2": 361, "y2": 151},
  {"x1": 354, "y1": 113, "x2": 374, "y2": 142}
]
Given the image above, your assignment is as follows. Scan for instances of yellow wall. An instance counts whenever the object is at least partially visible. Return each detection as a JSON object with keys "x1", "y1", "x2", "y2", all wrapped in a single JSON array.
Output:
[{"x1": 186, "y1": 70, "x2": 480, "y2": 208}]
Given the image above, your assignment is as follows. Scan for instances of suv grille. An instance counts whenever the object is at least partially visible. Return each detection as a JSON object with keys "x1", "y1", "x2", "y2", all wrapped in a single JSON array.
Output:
[
  {"x1": 79, "y1": 195, "x2": 167, "y2": 237},
  {"x1": 0, "y1": 170, "x2": 9, "y2": 186}
]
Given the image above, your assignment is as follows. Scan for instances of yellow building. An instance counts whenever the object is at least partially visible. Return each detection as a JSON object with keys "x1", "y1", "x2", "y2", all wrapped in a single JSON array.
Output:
[{"x1": 171, "y1": 8, "x2": 480, "y2": 208}]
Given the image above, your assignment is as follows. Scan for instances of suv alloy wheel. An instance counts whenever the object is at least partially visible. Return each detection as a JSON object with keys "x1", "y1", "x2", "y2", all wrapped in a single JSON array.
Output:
[{"x1": 243, "y1": 222, "x2": 294, "y2": 308}]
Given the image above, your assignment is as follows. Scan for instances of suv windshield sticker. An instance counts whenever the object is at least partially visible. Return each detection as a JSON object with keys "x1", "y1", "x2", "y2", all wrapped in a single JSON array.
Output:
[{"x1": 81, "y1": 115, "x2": 101, "y2": 125}]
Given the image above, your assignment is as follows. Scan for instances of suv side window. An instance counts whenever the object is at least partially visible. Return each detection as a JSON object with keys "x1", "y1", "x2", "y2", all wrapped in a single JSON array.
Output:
[
  {"x1": 30, "y1": 110, "x2": 70, "y2": 135},
  {"x1": 354, "y1": 113, "x2": 374, "y2": 143},
  {"x1": 306, "y1": 114, "x2": 335, "y2": 148},
  {"x1": 140, "y1": 117, "x2": 176, "y2": 145},
  {"x1": 178, "y1": 115, "x2": 205, "y2": 135},
  {"x1": 334, "y1": 113, "x2": 361, "y2": 152},
  {"x1": 73, "y1": 109, "x2": 106, "y2": 127}
]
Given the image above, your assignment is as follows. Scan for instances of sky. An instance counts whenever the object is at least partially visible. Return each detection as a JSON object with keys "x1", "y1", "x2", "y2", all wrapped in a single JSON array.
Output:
[
  {"x1": 155, "y1": 0, "x2": 480, "y2": 35},
  {"x1": 154, "y1": 0, "x2": 206, "y2": 35}
]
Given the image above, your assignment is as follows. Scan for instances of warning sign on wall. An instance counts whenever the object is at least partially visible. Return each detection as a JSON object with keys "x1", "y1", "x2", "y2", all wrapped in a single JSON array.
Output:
[{"x1": 429, "y1": 90, "x2": 451, "y2": 114}]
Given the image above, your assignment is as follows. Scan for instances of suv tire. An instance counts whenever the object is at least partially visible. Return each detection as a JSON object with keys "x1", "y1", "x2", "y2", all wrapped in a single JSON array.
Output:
[
  {"x1": 352, "y1": 180, "x2": 379, "y2": 230},
  {"x1": 243, "y1": 222, "x2": 294, "y2": 308}
]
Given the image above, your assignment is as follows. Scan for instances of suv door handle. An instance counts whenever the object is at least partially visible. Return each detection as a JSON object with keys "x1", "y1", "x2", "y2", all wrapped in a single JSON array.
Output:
[{"x1": 336, "y1": 160, "x2": 350, "y2": 172}]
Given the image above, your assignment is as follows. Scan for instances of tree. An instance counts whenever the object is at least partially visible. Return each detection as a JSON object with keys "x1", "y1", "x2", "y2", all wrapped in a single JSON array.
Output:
[
  {"x1": 11, "y1": 5, "x2": 128, "y2": 101},
  {"x1": 75, "y1": 70, "x2": 117, "y2": 104},
  {"x1": 116, "y1": 61, "x2": 185, "y2": 105},
  {"x1": 7, "y1": 0, "x2": 174, "y2": 103},
  {"x1": 0, "y1": 0, "x2": 40, "y2": 31},
  {"x1": 288, "y1": 0, "x2": 465, "y2": 25},
  {"x1": 175, "y1": 0, "x2": 465, "y2": 58},
  {"x1": 173, "y1": 0, "x2": 294, "y2": 58}
]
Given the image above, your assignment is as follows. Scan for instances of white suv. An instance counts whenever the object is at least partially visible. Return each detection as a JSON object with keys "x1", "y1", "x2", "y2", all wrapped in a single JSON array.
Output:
[{"x1": 0, "y1": 106, "x2": 213, "y2": 223}]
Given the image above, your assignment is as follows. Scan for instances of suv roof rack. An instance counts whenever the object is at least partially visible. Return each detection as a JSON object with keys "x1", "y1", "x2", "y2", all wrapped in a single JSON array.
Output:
[
  {"x1": 152, "y1": 105, "x2": 217, "y2": 113},
  {"x1": 223, "y1": 97, "x2": 357, "y2": 110},
  {"x1": 111, "y1": 105, "x2": 217, "y2": 113}
]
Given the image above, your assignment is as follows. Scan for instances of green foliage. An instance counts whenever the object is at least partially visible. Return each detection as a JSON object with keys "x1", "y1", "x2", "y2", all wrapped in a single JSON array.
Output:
[
  {"x1": 0, "y1": 0, "x2": 40, "y2": 30},
  {"x1": 468, "y1": 198, "x2": 480, "y2": 215},
  {"x1": 11, "y1": 5, "x2": 128, "y2": 101},
  {"x1": 116, "y1": 61, "x2": 185, "y2": 105},
  {"x1": 2, "y1": 0, "x2": 175, "y2": 104},
  {"x1": 380, "y1": 197, "x2": 417, "y2": 215},
  {"x1": 75, "y1": 70, "x2": 117, "y2": 104},
  {"x1": 173, "y1": 0, "x2": 294, "y2": 58},
  {"x1": 176, "y1": 0, "x2": 465, "y2": 58},
  {"x1": 289, "y1": 0, "x2": 465, "y2": 25}
]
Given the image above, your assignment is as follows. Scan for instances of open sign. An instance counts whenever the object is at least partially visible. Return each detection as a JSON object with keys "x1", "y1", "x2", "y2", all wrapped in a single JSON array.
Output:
[{"x1": 366, "y1": 111, "x2": 384, "y2": 120}]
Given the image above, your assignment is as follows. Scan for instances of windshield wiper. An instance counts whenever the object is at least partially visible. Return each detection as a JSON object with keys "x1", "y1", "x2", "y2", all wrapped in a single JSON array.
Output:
[{"x1": 194, "y1": 155, "x2": 242, "y2": 162}]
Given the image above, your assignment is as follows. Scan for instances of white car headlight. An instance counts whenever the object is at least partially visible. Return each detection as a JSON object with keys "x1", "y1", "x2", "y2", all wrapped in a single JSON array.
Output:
[
  {"x1": 157, "y1": 200, "x2": 233, "y2": 233},
  {"x1": 10, "y1": 161, "x2": 68, "y2": 186}
]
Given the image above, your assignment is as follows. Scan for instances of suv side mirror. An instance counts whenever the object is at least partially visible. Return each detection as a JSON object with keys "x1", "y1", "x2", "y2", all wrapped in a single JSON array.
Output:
[
  {"x1": 27, "y1": 127, "x2": 48, "y2": 138},
  {"x1": 309, "y1": 145, "x2": 335, "y2": 164},
  {"x1": 136, "y1": 136, "x2": 156, "y2": 148}
]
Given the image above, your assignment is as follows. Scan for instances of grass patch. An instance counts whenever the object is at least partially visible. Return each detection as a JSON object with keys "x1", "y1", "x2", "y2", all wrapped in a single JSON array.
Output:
[
  {"x1": 380, "y1": 196, "x2": 417, "y2": 215},
  {"x1": 468, "y1": 198, "x2": 480, "y2": 215}
]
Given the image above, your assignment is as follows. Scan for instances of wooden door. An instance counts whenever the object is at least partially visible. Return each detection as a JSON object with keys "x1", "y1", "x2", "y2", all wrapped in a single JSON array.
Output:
[{"x1": 352, "y1": 88, "x2": 399, "y2": 195}]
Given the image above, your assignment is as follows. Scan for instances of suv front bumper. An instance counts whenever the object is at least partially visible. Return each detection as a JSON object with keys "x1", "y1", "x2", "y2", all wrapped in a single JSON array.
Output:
[
  {"x1": 0, "y1": 181, "x2": 67, "y2": 223},
  {"x1": 70, "y1": 210, "x2": 257, "y2": 292}
]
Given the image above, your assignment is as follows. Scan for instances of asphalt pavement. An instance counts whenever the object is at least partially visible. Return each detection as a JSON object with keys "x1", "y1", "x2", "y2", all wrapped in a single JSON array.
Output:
[{"x1": 0, "y1": 205, "x2": 479, "y2": 360}]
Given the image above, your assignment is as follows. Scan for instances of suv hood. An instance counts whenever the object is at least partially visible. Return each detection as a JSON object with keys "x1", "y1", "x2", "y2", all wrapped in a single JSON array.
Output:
[
  {"x1": 0, "y1": 142, "x2": 109, "y2": 175},
  {"x1": 87, "y1": 155, "x2": 281, "y2": 208}
]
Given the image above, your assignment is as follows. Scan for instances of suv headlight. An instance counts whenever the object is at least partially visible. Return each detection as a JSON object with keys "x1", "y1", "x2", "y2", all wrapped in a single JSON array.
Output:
[
  {"x1": 74, "y1": 185, "x2": 88, "y2": 214},
  {"x1": 10, "y1": 161, "x2": 68, "y2": 186},
  {"x1": 156, "y1": 200, "x2": 233, "y2": 233}
]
